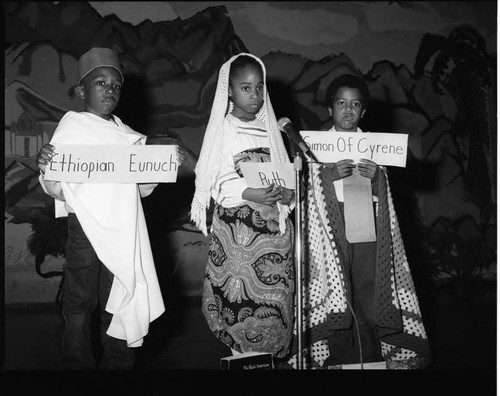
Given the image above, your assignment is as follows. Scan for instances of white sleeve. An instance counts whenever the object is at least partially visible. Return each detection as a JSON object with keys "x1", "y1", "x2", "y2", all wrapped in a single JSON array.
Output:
[
  {"x1": 211, "y1": 127, "x2": 248, "y2": 208},
  {"x1": 39, "y1": 174, "x2": 65, "y2": 201},
  {"x1": 138, "y1": 183, "x2": 158, "y2": 198}
]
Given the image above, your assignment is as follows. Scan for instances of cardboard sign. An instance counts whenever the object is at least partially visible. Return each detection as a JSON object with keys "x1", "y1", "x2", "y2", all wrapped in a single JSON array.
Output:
[
  {"x1": 300, "y1": 131, "x2": 408, "y2": 167},
  {"x1": 44, "y1": 145, "x2": 178, "y2": 183},
  {"x1": 239, "y1": 162, "x2": 295, "y2": 189}
]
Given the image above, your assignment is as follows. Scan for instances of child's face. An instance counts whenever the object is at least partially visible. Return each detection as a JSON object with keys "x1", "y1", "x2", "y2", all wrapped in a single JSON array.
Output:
[
  {"x1": 228, "y1": 64, "x2": 264, "y2": 120},
  {"x1": 328, "y1": 87, "x2": 366, "y2": 132},
  {"x1": 76, "y1": 66, "x2": 122, "y2": 120}
]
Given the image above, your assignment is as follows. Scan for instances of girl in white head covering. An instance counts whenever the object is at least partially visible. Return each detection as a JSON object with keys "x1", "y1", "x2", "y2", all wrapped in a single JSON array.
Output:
[{"x1": 191, "y1": 53, "x2": 295, "y2": 359}]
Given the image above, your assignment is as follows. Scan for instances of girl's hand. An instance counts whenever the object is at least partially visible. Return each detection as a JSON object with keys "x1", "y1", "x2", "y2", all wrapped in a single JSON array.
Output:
[
  {"x1": 277, "y1": 187, "x2": 294, "y2": 206},
  {"x1": 36, "y1": 144, "x2": 56, "y2": 175},
  {"x1": 357, "y1": 158, "x2": 379, "y2": 180},
  {"x1": 242, "y1": 184, "x2": 282, "y2": 206},
  {"x1": 323, "y1": 159, "x2": 355, "y2": 180}
]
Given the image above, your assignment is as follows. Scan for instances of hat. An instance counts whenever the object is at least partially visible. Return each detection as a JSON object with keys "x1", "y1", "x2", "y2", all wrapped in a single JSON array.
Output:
[{"x1": 77, "y1": 47, "x2": 124, "y2": 85}]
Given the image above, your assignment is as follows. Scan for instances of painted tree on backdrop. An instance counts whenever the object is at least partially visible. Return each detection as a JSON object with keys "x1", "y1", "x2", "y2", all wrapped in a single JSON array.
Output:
[{"x1": 413, "y1": 25, "x2": 495, "y2": 295}]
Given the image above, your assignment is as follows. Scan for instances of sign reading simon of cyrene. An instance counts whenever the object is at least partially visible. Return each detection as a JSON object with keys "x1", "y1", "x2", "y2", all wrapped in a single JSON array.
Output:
[
  {"x1": 300, "y1": 131, "x2": 408, "y2": 167},
  {"x1": 44, "y1": 145, "x2": 179, "y2": 183}
]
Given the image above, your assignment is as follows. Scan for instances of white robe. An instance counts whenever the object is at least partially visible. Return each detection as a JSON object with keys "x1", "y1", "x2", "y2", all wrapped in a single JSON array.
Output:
[{"x1": 39, "y1": 111, "x2": 165, "y2": 347}]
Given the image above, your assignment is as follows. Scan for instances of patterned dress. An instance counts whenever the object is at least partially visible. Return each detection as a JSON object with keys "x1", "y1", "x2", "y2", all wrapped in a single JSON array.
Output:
[{"x1": 201, "y1": 114, "x2": 295, "y2": 358}]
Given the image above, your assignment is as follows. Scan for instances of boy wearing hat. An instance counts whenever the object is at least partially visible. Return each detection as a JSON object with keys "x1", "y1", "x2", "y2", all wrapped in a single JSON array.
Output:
[{"x1": 36, "y1": 47, "x2": 165, "y2": 369}]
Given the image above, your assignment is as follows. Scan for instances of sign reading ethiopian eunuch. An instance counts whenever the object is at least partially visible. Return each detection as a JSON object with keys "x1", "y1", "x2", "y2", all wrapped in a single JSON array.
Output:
[{"x1": 44, "y1": 145, "x2": 178, "y2": 183}]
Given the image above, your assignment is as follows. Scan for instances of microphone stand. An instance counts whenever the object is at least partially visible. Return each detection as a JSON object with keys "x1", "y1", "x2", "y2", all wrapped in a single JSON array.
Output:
[{"x1": 293, "y1": 152, "x2": 304, "y2": 369}]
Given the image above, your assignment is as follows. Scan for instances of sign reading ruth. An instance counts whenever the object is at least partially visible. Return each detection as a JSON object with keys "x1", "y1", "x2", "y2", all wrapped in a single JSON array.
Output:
[
  {"x1": 239, "y1": 162, "x2": 295, "y2": 190},
  {"x1": 44, "y1": 145, "x2": 178, "y2": 183},
  {"x1": 300, "y1": 131, "x2": 408, "y2": 167}
]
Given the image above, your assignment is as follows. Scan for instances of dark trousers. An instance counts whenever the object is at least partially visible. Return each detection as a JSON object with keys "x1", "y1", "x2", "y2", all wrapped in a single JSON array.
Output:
[
  {"x1": 325, "y1": 241, "x2": 382, "y2": 365},
  {"x1": 61, "y1": 213, "x2": 135, "y2": 369}
]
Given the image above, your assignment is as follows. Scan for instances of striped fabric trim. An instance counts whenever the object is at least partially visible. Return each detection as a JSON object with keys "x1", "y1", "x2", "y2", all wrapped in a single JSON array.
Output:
[
  {"x1": 236, "y1": 125, "x2": 268, "y2": 137},
  {"x1": 214, "y1": 171, "x2": 241, "y2": 198}
]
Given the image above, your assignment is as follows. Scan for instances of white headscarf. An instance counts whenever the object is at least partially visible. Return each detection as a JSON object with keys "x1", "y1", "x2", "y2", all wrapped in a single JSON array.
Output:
[{"x1": 190, "y1": 53, "x2": 291, "y2": 236}]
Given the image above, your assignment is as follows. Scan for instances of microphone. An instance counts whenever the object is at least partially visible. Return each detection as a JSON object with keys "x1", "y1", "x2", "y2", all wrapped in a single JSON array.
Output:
[{"x1": 278, "y1": 117, "x2": 315, "y2": 160}]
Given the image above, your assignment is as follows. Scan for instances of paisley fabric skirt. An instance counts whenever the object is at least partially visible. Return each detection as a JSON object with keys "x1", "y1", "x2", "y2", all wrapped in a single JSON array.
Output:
[{"x1": 202, "y1": 202, "x2": 295, "y2": 358}]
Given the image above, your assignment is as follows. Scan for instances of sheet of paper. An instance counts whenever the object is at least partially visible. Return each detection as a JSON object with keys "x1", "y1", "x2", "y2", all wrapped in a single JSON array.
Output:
[
  {"x1": 343, "y1": 167, "x2": 376, "y2": 243},
  {"x1": 44, "y1": 145, "x2": 178, "y2": 183},
  {"x1": 239, "y1": 162, "x2": 295, "y2": 190}
]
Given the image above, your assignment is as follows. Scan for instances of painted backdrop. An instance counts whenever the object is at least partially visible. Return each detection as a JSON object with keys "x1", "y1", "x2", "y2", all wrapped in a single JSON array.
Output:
[{"x1": 4, "y1": 2, "x2": 496, "y2": 306}]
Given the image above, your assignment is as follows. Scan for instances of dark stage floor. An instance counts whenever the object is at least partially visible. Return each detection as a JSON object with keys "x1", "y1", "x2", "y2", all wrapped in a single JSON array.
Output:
[
  {"x1": 3, "y1": 280, "x2": 496, "y2": 370},
  {"x1": 1, "y1": 281, "x2": 496, "y2": 394}
]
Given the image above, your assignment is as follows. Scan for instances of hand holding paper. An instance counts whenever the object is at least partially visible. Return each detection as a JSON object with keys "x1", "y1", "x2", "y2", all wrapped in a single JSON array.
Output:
[
  {"x1": 36, "y1": 143, "x2": 56, "y2": 175},
  {"x1": 357, "y1": 158, "x2": 379, "y2": 180},
  {"x1": 323, "y1": 159, "x2": 355, "y2": 181},
  {"x1": 277, "y1": 186, "x2": 294, "y2": 205},
  {"x1": 242, "y1": 184, "x2": 282, "y2": 206},
  {"x1": 239, "y1": 162, "x2": 296, "y2": 206}
]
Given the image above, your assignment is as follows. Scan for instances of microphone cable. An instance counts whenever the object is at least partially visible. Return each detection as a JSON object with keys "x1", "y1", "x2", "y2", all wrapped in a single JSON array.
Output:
[{"x1": 344, "y1": 292, "x2": 364, "y2": 369}]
